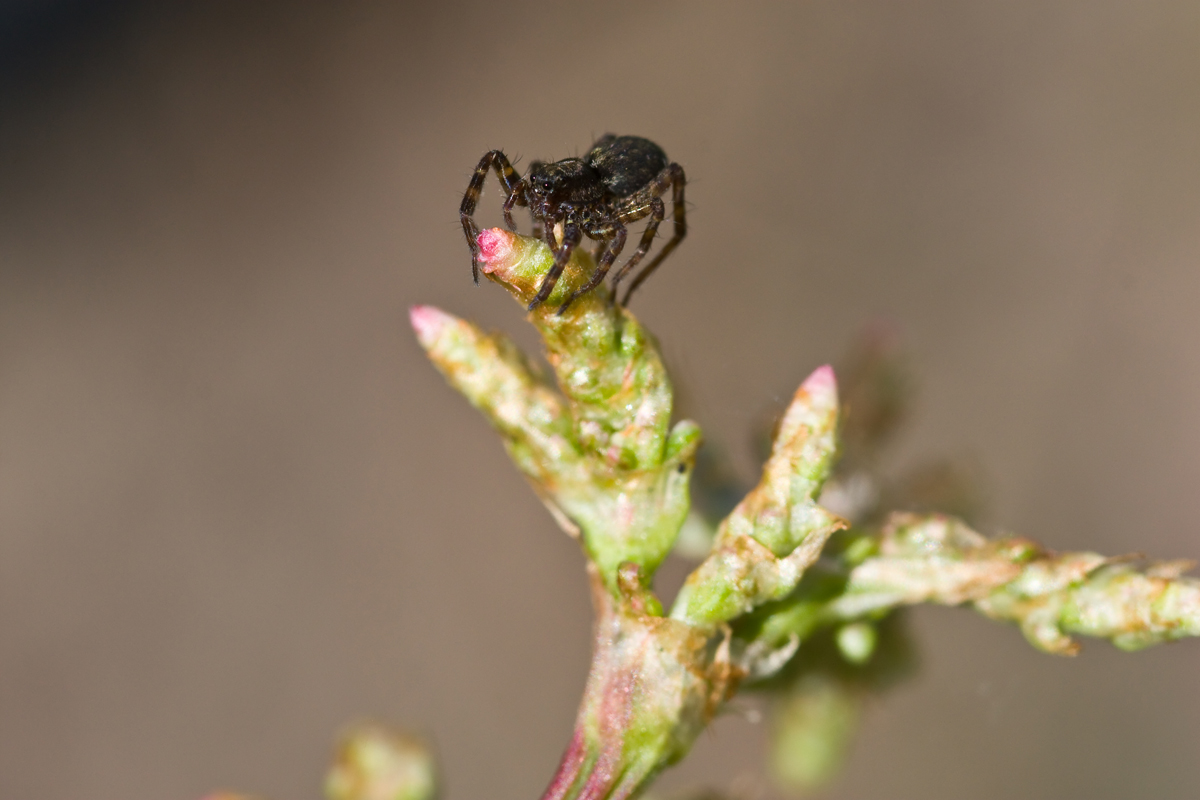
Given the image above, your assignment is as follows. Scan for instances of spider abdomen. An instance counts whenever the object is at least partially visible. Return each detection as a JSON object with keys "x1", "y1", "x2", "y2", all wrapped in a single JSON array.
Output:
[{"x1": 587, "y1": 135, "x2": 669, "y2": 198}]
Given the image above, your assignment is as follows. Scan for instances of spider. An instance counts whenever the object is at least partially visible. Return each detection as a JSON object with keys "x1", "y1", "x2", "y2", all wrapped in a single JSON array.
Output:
[{"x1": 459, "y1": 134, "x2": 687, "y2": 311}]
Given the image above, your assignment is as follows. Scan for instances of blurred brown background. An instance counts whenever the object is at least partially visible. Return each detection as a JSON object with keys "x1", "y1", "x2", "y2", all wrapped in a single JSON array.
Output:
[{"x1": 2, "y1": 2, "x2": 1199, "y2": 798}]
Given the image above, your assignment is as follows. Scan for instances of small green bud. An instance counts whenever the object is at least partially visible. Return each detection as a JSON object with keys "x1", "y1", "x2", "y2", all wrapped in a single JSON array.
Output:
[
  {"x1": 835, "y1": 622, "x2": 877, "y2": 665},
  {"x1": 325, "y1": 723, "x2": 437, "y2": 800},
  {"x1": 770, "y1": 676, "x2": 860, "y2": 794}
]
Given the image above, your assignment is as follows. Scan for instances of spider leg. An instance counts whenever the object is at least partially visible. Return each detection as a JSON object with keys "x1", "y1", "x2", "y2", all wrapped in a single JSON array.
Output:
[
  {"x1": 501, "y1": 179, "x2": 529, "y2": 231},
  {"x1": 558, "y1": 224, "x2": 628, "y2": 314},
  {"x1": 621, "y1": 163, "x2": 687, "y2": 306},
  {"x1": 608, "y1": 197, "x2": 665, "y2": 305},
  {"x1": 460, "y1": 150, "x2": 523, "y2": 283},
  {"x1": 528, "y1": 223, "x2": 583, "y2": 311}
]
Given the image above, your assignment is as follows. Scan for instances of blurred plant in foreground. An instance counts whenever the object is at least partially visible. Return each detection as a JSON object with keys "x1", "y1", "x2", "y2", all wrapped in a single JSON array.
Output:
[{"x1": 211, "y1": 229, "x2": 1200, "y2": 800}]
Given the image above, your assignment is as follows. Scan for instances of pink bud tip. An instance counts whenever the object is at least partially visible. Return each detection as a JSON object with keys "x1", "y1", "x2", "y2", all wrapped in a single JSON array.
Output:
[
  {"x1": 409, "y1": 304, "x2": 454, "y2": 347},
  {"x1": 477, "y1": 228, "x2": 516, "y2": 272},
  {"x1": 801, "y1": 364, "x2": 837, "y2": 402}
]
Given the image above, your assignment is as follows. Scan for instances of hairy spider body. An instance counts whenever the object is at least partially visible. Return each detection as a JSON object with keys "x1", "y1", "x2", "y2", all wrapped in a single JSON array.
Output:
[{"x1": 460, "y1": 134, "x2": 687, "y2": 311}]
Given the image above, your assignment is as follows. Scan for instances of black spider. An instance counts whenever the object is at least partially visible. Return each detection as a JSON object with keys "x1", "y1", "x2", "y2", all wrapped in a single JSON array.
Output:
[{"x1": 460, "y1": 134, "x2": 687, "y2": 311}]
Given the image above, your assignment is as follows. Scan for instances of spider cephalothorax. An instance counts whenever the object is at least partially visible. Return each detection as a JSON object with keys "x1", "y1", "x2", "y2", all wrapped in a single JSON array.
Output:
[{"x1": 460, "y1": 134, "x2": 687, "y2": 311}]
